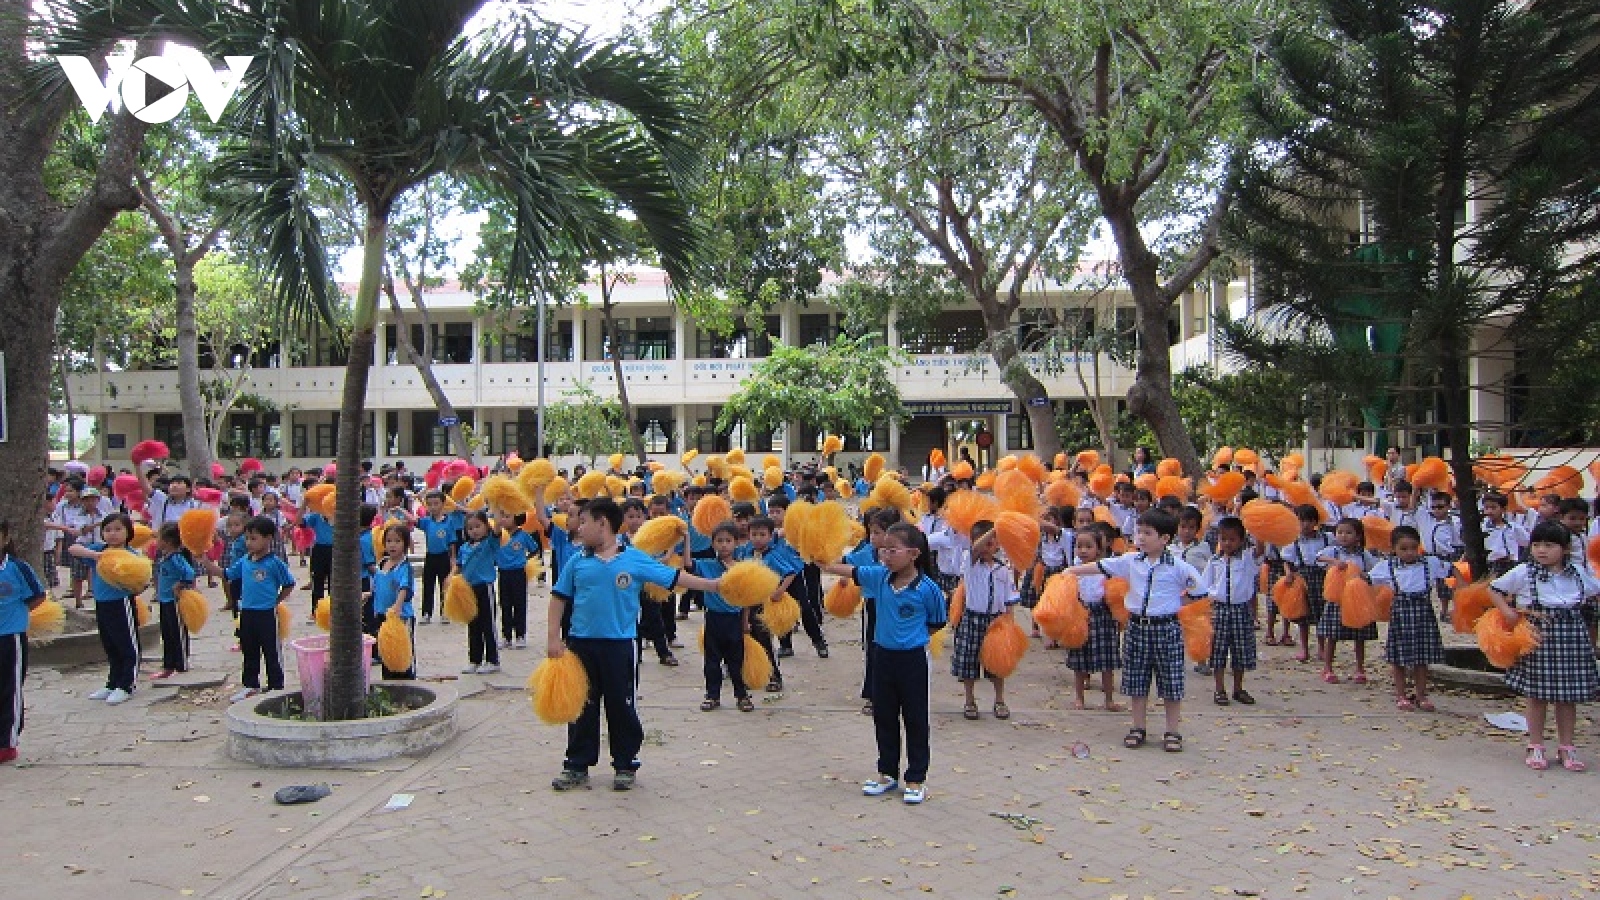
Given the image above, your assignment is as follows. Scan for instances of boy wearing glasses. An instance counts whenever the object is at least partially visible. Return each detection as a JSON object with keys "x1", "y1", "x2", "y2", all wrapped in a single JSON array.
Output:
[{"x1": 1418, "y1": 491, "x2": 1462, "y2": 622}]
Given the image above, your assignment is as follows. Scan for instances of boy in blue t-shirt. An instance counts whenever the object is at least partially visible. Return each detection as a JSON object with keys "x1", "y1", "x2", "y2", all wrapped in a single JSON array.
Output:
[
  {"x1": 547, "y1": 498, "x2": 721, "y2": 793},
  {"x1": 495, "y1": 513, "x2": 543, "y2": 649},
  {"x1": 0, "y1": 521, "x2": 47, "y2": 763},
  {"x1": 694, "y1": 523, "x2": 752, "y2": 710},
  {"x1": 678, "y1": 486, "x2": 714, "y2": 620},
  {"x1": 226, "y1": 517, "x2": 297, "y2": 702},
  {"x1": 417, "y1": 491, "x2": 463, "y2": 624},
  {"x1": 739, "y1": 516, "x2": 802, "y2": 691},
  {"x1": 302, "y1": 506, "x2": 334, "y2": 619}
]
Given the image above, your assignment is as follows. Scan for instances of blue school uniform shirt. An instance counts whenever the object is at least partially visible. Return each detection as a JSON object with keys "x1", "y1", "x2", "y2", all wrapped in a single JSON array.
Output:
[
  {"x1": 372, "y1": 560, "x2": 415, "y2": 619},
  {"x1": 0, "y1": 556, "x2": 46, "y2": 636},
  {"x1": 156, "y1": 552, "x2": 196, "y2": 604},
  {"x1": 496, "y1": 529, "x2": 540, "y2": 570},
  {"x1": 457, "y1": 537, "x2": 498, "y2": 586},
  {"x1": 553, "y1": 546, "x2": 682, "y2": 640},
  {"x1": 738, "y1": 541, "x2": 803, "y2": 579},
  {"x1": 84, "y1": 542, "x2": 137, "y2": 603},
  {"x1": 690, "y1": 557, "x2": 739, "y2": 613},
  {"x1": 420, "y1": 512, "x2": 463, "y2": 555},
  {"x1": 302, "y1": 512, "x2": 334, "y2": 546},
  {"x1": 846, "y1": 542, "x2": 878, "y2": 568},
  {"x1": 225, "y1": 553, "x2": 296, "y2": 610},
  {"x1": 359, "y1": 531, "x2": 377, "y2": 575},
  {"x1": 853, "y1": 564, "x2": 946, "y2": 650},
  {"x1": 550, "y1": 522, "x2": 577, "y2": 573}
]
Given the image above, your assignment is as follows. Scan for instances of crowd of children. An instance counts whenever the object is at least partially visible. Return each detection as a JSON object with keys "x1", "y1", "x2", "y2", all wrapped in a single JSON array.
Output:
[{"x1": 7, "y1": 446, "x2": 1598, "y2": 792}]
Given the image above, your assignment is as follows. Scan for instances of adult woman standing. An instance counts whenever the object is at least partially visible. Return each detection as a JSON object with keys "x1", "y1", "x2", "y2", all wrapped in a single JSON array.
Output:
[{"x1": 1129, "y1": 446, "x2": 1157, "y2": 479}]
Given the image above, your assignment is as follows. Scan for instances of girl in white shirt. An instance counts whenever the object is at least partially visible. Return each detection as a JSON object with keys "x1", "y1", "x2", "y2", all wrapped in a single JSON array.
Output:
[
  {"x1": 949, "y1": 522, "x2": 1018, "y2": 721},
  {"x1": 1489, "y1": 522, "x2": 1600, "y2": 772},
  {"x1": 1367, "y1": 527, "x2": 1449, "y2": 712},
  {"x1": 1064, "y1": 526, "x2": 1121, "y2": 711}
]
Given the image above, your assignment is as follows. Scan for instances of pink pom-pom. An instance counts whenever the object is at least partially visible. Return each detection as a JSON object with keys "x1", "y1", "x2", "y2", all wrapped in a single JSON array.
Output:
[
  {"x1": 123, "y1": 488, "x2": 146, "y2": 511},
  {"x1": 194, "y1": 487, "x2": 224, "y2": 505},
  {"x1": 210, "y1": 462, "x2": 225, "y2": 479},
  {"x1": 444, "y1": 459, "x2": 474, "y2": 480},
  {"x1": 87, "y1": 466, "x2": 107, "y2": 486},
  {"x1": 370, "y1": 475, "x2": 384, "y2": 487},
  {"x1": 293, "y1": 525, "x2": 315, "y2": 553},
  {"x1": 130, "y1": 440, "x2": 170, "y2": 465},
  {"x1": 424, "y1": 469, "x2": 441, "y2": 489},
  {"x1": 112, "y1": 473, "x2": 140, "y2": 499},
  {"x1": 323, "y1": 463, "x2": 337, "y2": 479},
  {"x1": 205, "y1": 539, "x2": 223, "y2": 562},
  {"x1": 239, "y1": 457, "x2": 263, "y2": 474}
]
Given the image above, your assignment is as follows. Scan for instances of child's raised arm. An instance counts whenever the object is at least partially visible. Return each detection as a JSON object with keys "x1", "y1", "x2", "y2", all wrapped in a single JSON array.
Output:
[{"x1": 821, "y1": 562, "x2": 855, "y2": 579}]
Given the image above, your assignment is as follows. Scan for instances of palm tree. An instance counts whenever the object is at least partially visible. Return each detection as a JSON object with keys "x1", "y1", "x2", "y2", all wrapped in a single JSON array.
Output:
[{"x1": 44, "y1": 0, "x2": 705, "y2": 719}]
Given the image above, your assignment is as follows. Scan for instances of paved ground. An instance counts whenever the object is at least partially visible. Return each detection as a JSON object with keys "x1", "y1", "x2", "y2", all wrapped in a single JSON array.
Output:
[{"x1": 3, "y1": 573, "x2": 1598, "y2": 900}]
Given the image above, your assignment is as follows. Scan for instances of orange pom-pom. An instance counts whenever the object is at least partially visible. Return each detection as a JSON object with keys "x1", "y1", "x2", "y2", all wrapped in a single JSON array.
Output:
[
  {"x1": 1340, "y1": 577, "x2": 1378, "y2": 629},
  {"x1": 1154, "y1": 475, "x2": 1189, "y2": 502},
  {"x1": 1259, "y1": 562, "x2": 1269, "y2": 597},
  {"x1": 1156, "y1": 458, "x2": 1182, "y2": 478},
  {"x1": 948, "y1": 583, "x2": 965, "y2": 629},
  {"x1": 633, "y1": 516, "x2": 687, "y2": 557},
  {"x1": 1212, "y1": 446, "x2": 1234, "y2": 468},
  {"x1": 1200, "y1": 471, "x2": 1247, "y2": 505},
  {"x1": 1034, "y1": 573, "x2": 1088, "y2": 648},
  {"x1": 929, "y1": 448, "x2": 947, "y2": 469},
  {"x1": 974, "y1": 471, "x2": 996, "y2": 491},
  {"x1": 1281, "y1": 478, "x2": 1320, "y2": 516},
  {"x1": 978, "y1": 612, "x2": 1028, "y2": 678},
  {"x1": 993, "y1": 470, "x2": 1032, "y2": 502},
  {"x1": 1017, "y1": 454, "x2": 1048, "y2": 484},
  {"x1": 529, "y1": 651, "x2": 591, "y2": 724},
  {"x1": 1587, "y1": 535, "x2": 1600, "y2": 574},
  {"x1": 1134, "y1": 473, "x2": 1157, "y2": 493},
  {"x1": 1372, "y1": 584, "x2": 1394, "y2": 622},
  {"x1": 1361, "y1": 515, "x2": 1395, "y2": 553},
  {"x1": 1241, "y1": 499, "x2": 1299, "y2": 546},
  {"x1": 1103, "y1": 577, "x2": 1130, "y2": 625},
  {"x1": 1044, "y1": 479, "x2": 1081, "y2": 509},
  {"x1": 1089, "y1": 471, "x2": 1115, "y2": 499},
  {"x1": 1178, "y1": 600, "x2": 1214, "y2": 663},
  {"x1": 719, "y1": 560, "x2": 780, "y2": 608},
  {"x1": 1535, "y1": 465, "x2": 1583, "y2": 499},
  {"x1": 1476, "y1": 610, "x2": 1540, "y2": 668},
  {"x1": 1323, "y1": 561, "x2": 1350, "y2": 603},
  {"x1": 97, "y1": 548, "x2": 153, "y2": 593},
  {"x1": 1319, "y1": 471, "x2": 1360, "y2": 507},
  {"x1": 1234, "y1": 448, "x2": 1259, "y2": 468},
  {"x1": 692, "y1": 494, "x2": 732, "y2": 537},
  {"x1": 943, "y1": 490, "x2": 999, "y2": 536},
  {"x1": 1272, "y1": 575, "x2": 1308, "y2": 620},
  {"x1": 1075, "y1": 450, "x2": 1101, "y2": 471},
  {"x1": 178, "y1": 508, "x2": 218, "y2": 558},
  {"x1": 1409, "y1": 457, "x2": 1450, "y2": 491},
  {"x1": 825, "y1": 578, "x2": 862, "y2": 617},
  {"x1": 276, "y1": 601, "x2": 291, "y2": 640},
  {"x1": 995, "y1": 511, "x2": 1041, "y2": 573},
  {"x1": 996, "y1": 455, "x2": 1017, "y2": 472},
  {"x1": 1452, "y1": 580, "x2": 1495, "y2": 633},
  {"x1": 741, "y1": 634, "x2": 773, "y2": 689}
]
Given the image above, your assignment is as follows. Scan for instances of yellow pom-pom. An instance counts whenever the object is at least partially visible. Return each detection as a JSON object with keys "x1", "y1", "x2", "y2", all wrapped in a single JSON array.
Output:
[
  {"x1": 691, "y1": 495, "x2": 732, "y2": 537},
  {"x1": 134, "y1": 595, "x2": 151, "y2": 628},
  {"x1": 97, "y1": 548, "x2": 153, "y2": 594},
  {"x1": 869, "y1": 475, "x2": 911, "y2": 513},
  {"x1": 575, "y1": 471, "x2": 607, "y2": 499},
  {"x1": 314, "y1": 596, "x2": 331, "y2": 632},
  {"x1": 725, "y1": 448, "x2": 745, "y2": 466},
  {"x1": 276, "y1": 601, "x2": 291, "y2": 639},
  {"x1": 528, "y1": 651, "x2": 591, "y2": 724},
  {"x1": 551, "y1": 512, "x2": 568, "y2": 531},
  {"x1": 762, "y1": 454, "x2": 781, "y2": 471},
  {"x1": 176, "y1": 588, "x2": 209, "y2": 632},
  {"x1": 824, "y1": 578, "x2": 862, "y2": 618},
  {"x1": 606, "y1": 475, "x2": 628, "y2": 498},
  {"x1": 1178, "y1": 600, "x2": 1214, "y2": 662},
  {"x1": 929, "y1": 624, "x2": 951, "y2": 659},
  {"x1": 443, "y1": 575, "x2": 479, "y2": 623},
  {"x1": 650, "y1": 470, "x2": 686, "y2": 497},
  {"x1": 450, "y1": 476, "x2": 477, "y2": 503},
  {"x1": 706, "y1": 454, "x2": 730, "y2": 480},
  {"x1": 131, "y1": 523, "x2": 155, "y2": 552},
  {"x1": 729, "y1": 475, "x2": 760, "y2": 502},
  {"x1": 178, "y1": 508, "x2": 218, "y2": 557},
  {"x1": 718, "y1": 560, "x2": 780, "y2": 608},
  {"x1": 28, "y1": 599, "x2": 66, "y2": 640},
  {"x1": 632, "y1": 516, "x2": 687, "y2": 557},
  {"x1": 863, "y1": 453, "x2": 885, "y2": 483},
  {"x1": 304, "y1": 483, "x2": 336, "y2": 517},
  {"x1": 763, "y1": 466, "x2": 784, "y2": 490},
  {"x1": 378, "y1": 606, "x2": 413, "y2": 672},
  {"x1": 520, "y1": 458, "x2": 557, "y2": 489},
  {"x1": 681, "y1": 449, "x2": 699, "y2": 467},
  {"x1": 978, "y1": 612, "x2": 1028, "y2": 678},
  {"x1": 835, "y1": 478, "x2": 854, "y2": 499},
  {"x1": 762, "y1": 594, "x2": 802, "y2": 637},
  {"x1": 740, "y1": 634, "x2": 772, "y2": 690},
  {"x1": 543, "y1": 477, "x2": 569, "y2": 505},
  {"x1": 525, "y1": 557, "x2": 544, "y2": 582},
  {"x1": 785, "y1": 500, "x2": 856, "y2": 565},
  {"x1": 821, "y1": 435, "x2": 843, "y2": 456},
  {"x1": 609, "y1": 452, "x2": 626, "y2": 472},
  {"x1": 482, "y1": 476, "x2": 533, "y2": 514}
]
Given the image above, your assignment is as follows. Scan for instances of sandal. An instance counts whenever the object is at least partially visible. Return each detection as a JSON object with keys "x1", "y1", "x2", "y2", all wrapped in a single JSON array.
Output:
[
  {"x1": 1232, "y1": 689, "x2": 1256, "y2": 705},
  {"x1": 1526, "y1": 744, "x2": 1548, "y2": 771},
  {"x1": 737, "y1": 696, "x2": 755, "y2": 712},
  {"x1": 1415, "y1": 698, "x2": 1436, "y2": 713},
  {"x1": 992, "y1": 701, "x2": 1010, "y2": 720},
  {"x1": 963, "y1": 702, "x2": 980, "y2": 720},
  {"x1": 1351, "y1": 671, "x2": 1369, "y2": 685},
  {"x1": 1296, "y1": 653, "x2": 1310, "y2": 663},
  {"x1": 1123, "y1": 728, "x2": 1147, "y2": 749},
  {"x1": 699, "y1": 697, "x2": 720, "y2": 711},
  {"x1": 1213, "y1": 690, "x2": 1231, "y2": 706},
  {"x1": 1558, "y1": 746, "x2": 1587, "y2": 772},
  {"x1": 1321, "y1": 671, "x2": 1339, "y2": 684},
  {"x1": 1162, "y1": 731, "x2": 1184, "y2": 753},
  {"x1": 660, "y1": 654, "x2": 679, "y2": 667},
  {"x1": 1395, "y1": 696, "x2": 1415, "y2": 711}
]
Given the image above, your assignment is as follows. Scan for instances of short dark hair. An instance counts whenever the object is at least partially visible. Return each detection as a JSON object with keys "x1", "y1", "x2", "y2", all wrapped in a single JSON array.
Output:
[
  {"x1": 1391, "y1": 525, "x2": 1421, "y2": 547},
  {"x1": 244, "y1": 516, "x2": 279, "y2": 539},
  {"x1": 1138, "y1": 508, "x2": 1177, "y2": 538},
  {"x1": 1216, "y1": 516, "x2": 1246, "y2": 540},
  {"x1": 1295, "y1": 503, "x2": 1321, "y2": 524},
  {"x1": 1530, "y1": 520, "x2": 1572, "y2": 549},
  {"x1": 765, "y1": 493, "x2": 790, "y2": 510},
  {"x1": 730, "y1": 501, "x2": 757, "y2": 519},
  {"x1": 581, "y1": 498, "x2": 623, "y2": 533},
  {"x1": 1177, "y1": 506, "x2": 1202, "y2": 526},
  {"x1": 747, "y1": 516, "x2": 777, "y2": 535}
]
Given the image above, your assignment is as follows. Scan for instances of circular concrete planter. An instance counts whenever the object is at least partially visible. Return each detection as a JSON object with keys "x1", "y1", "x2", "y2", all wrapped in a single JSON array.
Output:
[{"x1": 226, "y1": 683, "x2": 459, "y2": 767}]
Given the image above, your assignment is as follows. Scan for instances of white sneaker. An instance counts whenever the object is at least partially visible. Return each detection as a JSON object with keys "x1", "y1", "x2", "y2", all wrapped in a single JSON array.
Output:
[
  {"x1": 420, "y1": 615, "x2": 432, "y2": 624},
  {"x1": 902, "y1": 784, "x2": 926, "y2": 805},
  {"x1": 440, "y1": 617, "x2": 452, "y2": 625},
  {"x1": 105, "y1": 688, "x2": 131, "y2": 706},
  {"x1": 499, "y1": 640, "x2": 512, "y2": 649},
  {"x1": 229, "y1": 688, "x2": 258, "y2": 703},
  {"x1": 514, "y1": 637, "x2": 528, "y2": 648},
  {"x1": 476, "y1": 663, "x2": 501, "y2": 675},
  {"x1": 862, "y1": 776, "x2": 899, "y2": 796},
  {"x1": 461, "y1": 665, "x2": 481, "y2": 674},
  {"x1": 88, "y1": 687, "x2": 112, "y2": 701}
]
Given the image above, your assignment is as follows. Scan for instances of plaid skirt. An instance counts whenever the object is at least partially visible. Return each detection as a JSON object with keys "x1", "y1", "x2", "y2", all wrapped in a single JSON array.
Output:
[
  {"x1": 1065, "y1": 604, "x2": 1121, "y2": 673},
  {"x1": 42, "y1": 548, "x2": 59, "y2": 588},
  {"x1": 1320, "y1": 599, "x2": 1379, "y2": 643},
  {"x1": 1209, "y1": 602, "x2": 1257, "y2": 672},
  {"x1": 1299, "y1": 566, "x2": 1327, "y2": 627},
  {"x1": 1264, "y1": 559, "x2": 1286, "y2": 615},
  {"x1": 950, "y1": 609, "x2": 1000, "y2": 681},
  {"x1": 1019, "y1": 564, "x2": 1063, "y2": 609},
  {"x1": 1383, "y1": 591, "x2": 1444, "y2": 667},
  {"x1": 934, "y1": 571, "x2": 961, "y2": 595},
  {"x1": 1504, "y1": 608, "x2": 1600, "y2": 702},
  {"x1": 1121, "y1": 618, "x2": 1185, "y2": 701}
]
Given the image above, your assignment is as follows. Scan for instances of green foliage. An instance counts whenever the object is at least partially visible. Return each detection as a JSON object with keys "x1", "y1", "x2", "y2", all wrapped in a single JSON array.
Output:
[
  {"x1": 544, "y1": 383, "x2": 631, "y2": 463},
  {"x1": 717, "y1": 334, "x2": 905, "y2": 437}
]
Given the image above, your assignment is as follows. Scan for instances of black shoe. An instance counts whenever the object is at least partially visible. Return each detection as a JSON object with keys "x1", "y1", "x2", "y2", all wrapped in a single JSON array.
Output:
[
  {"x1": 816, "y1": 643, "x2": 830, "y2": 659},
  {"x1": 776, "y1": 646, "x2": 794, "y2": 659}
]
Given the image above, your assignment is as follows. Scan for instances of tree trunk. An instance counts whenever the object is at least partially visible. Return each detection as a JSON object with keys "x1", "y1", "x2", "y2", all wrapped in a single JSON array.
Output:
[
  {"x1": 980, "y1": 303, "x2": 1060, "y2": 460},
  {"x1": 173, "y1": 256, "x2": 216, "y2": 479},
  {"x1": 323, "y1": 217, "x2": 387, "y2": 722},
  {"x1": 384, "y1": 276, "x2": 472, "y2": 462},
  {"x1": 601, "y1": 279, "x2": 647, "y2": 465},
  {"x1": 58, "y1": 352, "x2": 78, "y2": 459},
  {"x1": 1101, "y1": 204, "x2": 1202, "y2": 474}
]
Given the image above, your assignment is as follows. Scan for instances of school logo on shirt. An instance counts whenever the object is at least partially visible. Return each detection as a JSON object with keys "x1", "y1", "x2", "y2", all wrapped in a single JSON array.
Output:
[
  {"x1": 615, "y1": 572, "x2": 633, "y2": 590},
  {"x1": 252, "y1": 570, "x2": 267, "y2": 582}
]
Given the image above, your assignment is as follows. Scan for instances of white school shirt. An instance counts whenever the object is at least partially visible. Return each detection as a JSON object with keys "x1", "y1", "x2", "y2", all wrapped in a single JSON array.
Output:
[
  {"x1": 1204, "y1": 550, "x2": 1261, "y2": 605},
  {"x1": 1490, "y1": 563, "x2": 1600, "y2": 610},
  {"x1": 923, "y1": 517, "x2": 968, "y2": 576},
  {"x1": 1342, "y1": 499, "x2": 1380, "y2": 521},
  {"x1": 1096, "y1": 551, "x2": 1205, "y2": 617},
  {"x1": 1314, "y1": 546, "x2": 1378, "y2": 573},
  {"x1": 1569, "y1": 533, "x2": 1592, "y2": 575},
  {"x1": 1278, "y1": 533, "x2": 1331, "y2": 572},
  {"x1": 59, "y1": 504, "x2": 100, "y2": 546},
  {"x1": 1382, "y1": 501, "x2": 1421, "y2": 530},
  {"x1": 1417, "y1": 510, "x2": 1462, "y2": 558},
  {"x1": 1483, "y1": 519, "x2": 1529, "y2": 563},
  {"x1": 149, "y1": 490, "x2": 200, "y2": 526},
  {"x1": 1368, "y1": 556, "x2": 1449, "y2": 595},
  {"x1": 961, "y1": 558, "x2": 1018, "y2": 614},
  {"x1": 1077, "y1": 571, "x2": 1107, "y2": 605},
  {"x1": 1174, "y1": 539, "x2": 1212, "y2": 573},
  {"x1": 1039, "y1": 530, "x2": 1072, "y2": 568}
]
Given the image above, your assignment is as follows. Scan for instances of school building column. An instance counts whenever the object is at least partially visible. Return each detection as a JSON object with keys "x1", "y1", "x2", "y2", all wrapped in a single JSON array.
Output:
[{"x1": 675, "y1": 405, "x2": 692, "y2": 457}]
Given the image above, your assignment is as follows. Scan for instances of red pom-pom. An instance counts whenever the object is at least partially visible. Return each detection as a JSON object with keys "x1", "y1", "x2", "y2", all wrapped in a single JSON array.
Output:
[
  {"x1": 210, "y1": 462, "x2": 225, "y2": 479},
  {"x1": 123, "y1": 488, "x2": 146, "y2": 512},
  {"x1": 239, "y1": 457, "x2": 263, "y2": 474},
  {"x1": 194, "y1": 487, "x2": 224, "y2": 505},
  {"x1": 444, "y1": 459, "x2": 474, "y2": 481},
  {"x1": 87, "y1": 466, "x2": 107, "y2": 486},
  {"x1": 323, "y1": 462, "x2": 337, "y2": 479},
  {"x1": 112, "y1": 473, "x2": 140, "y2": 499},
  {"x1": 424, "y1": 468, "x2": 442, "y2": 489},
  {"x1": 130, "y1": 440, "x2": 170, "y2": 465}
]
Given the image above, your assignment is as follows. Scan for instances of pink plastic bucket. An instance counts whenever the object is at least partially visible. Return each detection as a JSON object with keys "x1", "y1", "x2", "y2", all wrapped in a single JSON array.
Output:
[{"x1": 290, "y1": 634, "x2": 376, "y2": 718}]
